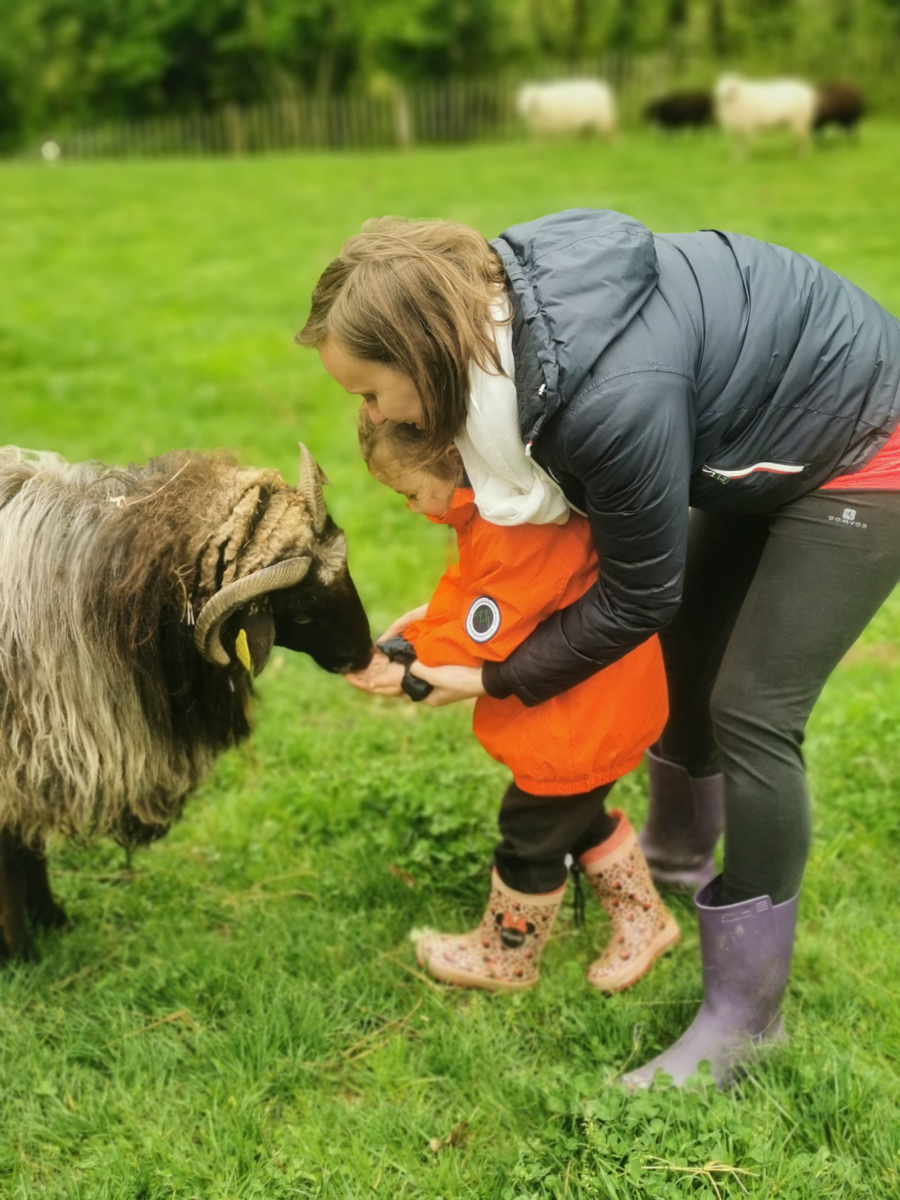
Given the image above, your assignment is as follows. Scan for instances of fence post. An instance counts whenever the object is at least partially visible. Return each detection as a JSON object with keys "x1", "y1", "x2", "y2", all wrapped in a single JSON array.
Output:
[
  {"x1": 393, "y1": 84, "x2": 413, "y2": 148},
  {"x1": 224, "y1": 104, "x2": 244, "y2": 154}
]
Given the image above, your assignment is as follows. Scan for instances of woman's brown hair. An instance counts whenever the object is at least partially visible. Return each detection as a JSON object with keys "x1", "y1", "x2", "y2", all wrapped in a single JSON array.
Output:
[{"x1": 297, "y1": 217, "x2": 509, "y2": 461}]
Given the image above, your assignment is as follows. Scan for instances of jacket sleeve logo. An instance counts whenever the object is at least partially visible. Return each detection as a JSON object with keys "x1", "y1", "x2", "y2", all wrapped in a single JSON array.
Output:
[{"x1": 466, "y1": 596, "x2": 501, "y2": 643}]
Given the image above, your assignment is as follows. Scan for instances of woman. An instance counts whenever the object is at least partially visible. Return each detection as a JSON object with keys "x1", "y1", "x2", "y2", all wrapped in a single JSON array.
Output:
[{"x1": 298, "y1": 210, "x2": 900, "y2": 1087}]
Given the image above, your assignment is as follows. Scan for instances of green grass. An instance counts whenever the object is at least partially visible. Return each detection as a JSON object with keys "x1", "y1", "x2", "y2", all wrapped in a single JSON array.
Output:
[{"x1": 1, "y1": 126, "x2": 899, "y2": 1199}]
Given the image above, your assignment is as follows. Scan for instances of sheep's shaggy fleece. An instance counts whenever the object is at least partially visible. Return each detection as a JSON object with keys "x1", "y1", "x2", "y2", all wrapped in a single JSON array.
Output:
[{"x1": 0, "y1": 446, "x2": 318, "y2": 847}]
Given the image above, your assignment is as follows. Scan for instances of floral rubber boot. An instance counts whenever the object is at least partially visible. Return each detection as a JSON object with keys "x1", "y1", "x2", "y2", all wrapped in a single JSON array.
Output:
[
  {"x1": 415, "y1": 869, "x2": 565, "y2": 992},
  {"x1": 580, "y1": 810, "x2": 681, "y2": 993}
]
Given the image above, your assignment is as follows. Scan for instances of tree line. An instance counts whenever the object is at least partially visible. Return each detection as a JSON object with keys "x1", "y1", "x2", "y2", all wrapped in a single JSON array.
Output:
[{"x1": 2, "y1": 0, "x2": 899, "y2": 150}]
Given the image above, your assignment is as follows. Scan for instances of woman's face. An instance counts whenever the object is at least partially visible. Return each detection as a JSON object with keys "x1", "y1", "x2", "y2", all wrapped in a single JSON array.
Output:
[{"x1": 318, "y1": 338, "x2": 425, "y2": 427}]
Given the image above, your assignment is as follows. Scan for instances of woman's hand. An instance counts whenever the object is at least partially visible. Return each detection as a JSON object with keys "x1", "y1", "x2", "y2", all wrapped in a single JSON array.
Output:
[
  {"x1": 408, "y1": 661, "x2": 486, "y2": 707},
  {"x1": 378, "y1": 604, "x2": 429, "y2": 643},
  {"x1": 345, "y1": 648, "x2": 406, "y2": 697}
]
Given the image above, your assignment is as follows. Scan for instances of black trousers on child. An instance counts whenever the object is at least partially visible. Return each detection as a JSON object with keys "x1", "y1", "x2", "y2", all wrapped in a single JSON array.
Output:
[{"x1": 494, "y1": 781, "x2": 618, "y2": 894}]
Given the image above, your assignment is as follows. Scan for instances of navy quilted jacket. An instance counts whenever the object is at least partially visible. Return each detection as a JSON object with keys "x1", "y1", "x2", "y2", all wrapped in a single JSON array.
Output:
[{"x1": 482, "y1": 209, "x2": 900, "y2": 705}]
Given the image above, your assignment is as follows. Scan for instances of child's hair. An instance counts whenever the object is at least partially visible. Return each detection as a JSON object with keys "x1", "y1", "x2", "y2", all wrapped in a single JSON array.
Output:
[
  {"x1": 297, "y1": 216, "x2": 509, "y2": 463},
  {"x1": 358, "y1": 405, "x2": 462, "y2": 488}
]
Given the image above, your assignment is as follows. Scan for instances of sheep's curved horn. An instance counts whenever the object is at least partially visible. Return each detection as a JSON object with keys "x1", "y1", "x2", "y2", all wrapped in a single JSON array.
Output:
[
  {"x1": 298, "y1": 442, "x2": 327, "y2": 535},
  {"x1": 194, "y1": 556, "x2": 312, "y2": 667}
]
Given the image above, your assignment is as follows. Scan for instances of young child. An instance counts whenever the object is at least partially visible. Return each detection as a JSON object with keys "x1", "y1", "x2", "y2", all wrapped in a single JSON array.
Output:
[{"x1": 359, "y1": 412, "x2": 680, "y2": 993}]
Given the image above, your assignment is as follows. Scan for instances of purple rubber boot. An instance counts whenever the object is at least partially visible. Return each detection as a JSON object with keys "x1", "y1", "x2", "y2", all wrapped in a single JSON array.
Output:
[
  {"x1": 638, "y1": 749, "x2": 724, "y2": 889},
  {"x1": 621, "y1": 876, "x2": 799, "y2": 1089}
]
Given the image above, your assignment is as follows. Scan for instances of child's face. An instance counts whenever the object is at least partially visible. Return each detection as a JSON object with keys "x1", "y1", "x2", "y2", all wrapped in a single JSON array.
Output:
[{"x1": 392, "y1": 469, "x2": 456, "y2": 517}]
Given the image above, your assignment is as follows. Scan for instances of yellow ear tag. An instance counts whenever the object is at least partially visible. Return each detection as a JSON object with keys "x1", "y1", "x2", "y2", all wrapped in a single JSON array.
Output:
[{"x1": 234, "y1": 628, "x2": 253, "y2": 673}]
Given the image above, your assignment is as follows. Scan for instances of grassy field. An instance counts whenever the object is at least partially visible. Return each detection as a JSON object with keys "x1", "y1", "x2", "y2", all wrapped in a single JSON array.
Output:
[{"x1": 1, "y1": 126, "x2": 899, "y2": 1199}]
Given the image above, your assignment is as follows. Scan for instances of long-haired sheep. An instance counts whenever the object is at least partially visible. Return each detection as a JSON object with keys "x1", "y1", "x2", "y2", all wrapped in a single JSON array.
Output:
[
  {"x1": 0, "y1": 443, "x2": 372, "y2": 959},
  {"x1": 516, "y1": 79, "x2": 616, "y2": 139},
  {"x1": 714, "y1": 74, "x2": 817, "y2": 156}
]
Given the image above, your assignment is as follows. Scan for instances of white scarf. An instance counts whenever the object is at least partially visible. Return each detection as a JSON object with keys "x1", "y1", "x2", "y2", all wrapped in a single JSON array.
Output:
[{"x1": 454, "y1": 299, "x2": 572, "y2": 527}]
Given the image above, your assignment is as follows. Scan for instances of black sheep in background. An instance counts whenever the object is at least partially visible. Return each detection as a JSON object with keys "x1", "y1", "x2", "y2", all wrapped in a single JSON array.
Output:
[
  {"x1": 814, "y1": 82, "x2": 865, "y2": 135},
  {"x1": 644, "y1": 89, "x2": 713, "y2": 130}
]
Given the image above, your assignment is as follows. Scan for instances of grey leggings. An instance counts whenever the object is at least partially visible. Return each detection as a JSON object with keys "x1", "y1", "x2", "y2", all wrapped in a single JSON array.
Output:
[{"x1": 657, "y1": 489, "x2": 900, "y2": 906}]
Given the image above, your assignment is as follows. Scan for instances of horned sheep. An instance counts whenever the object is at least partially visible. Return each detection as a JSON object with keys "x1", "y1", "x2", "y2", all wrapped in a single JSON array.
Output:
[
  {"x1": 0, "y1": 443, "x2": 372, "y2": 960},
  {"x1": 516, "y1": 79, "x2": 617, "y2": 139},
  {"x1": 714, "y1": 74, "x2": 817, "y2": 155}
]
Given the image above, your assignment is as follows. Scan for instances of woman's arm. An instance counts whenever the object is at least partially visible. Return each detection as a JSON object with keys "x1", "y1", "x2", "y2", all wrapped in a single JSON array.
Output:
[
  {"x1": 408, "y1": 660, "x2": 486, "y2": 706},
  {"x1": 484, "y1": 371, "x2": 695, "y2": 706}
]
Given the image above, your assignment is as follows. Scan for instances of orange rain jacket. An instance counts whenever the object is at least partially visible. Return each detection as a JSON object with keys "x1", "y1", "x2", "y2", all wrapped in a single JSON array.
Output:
[{"x1": 405, "y1": 488, "x2": 668, "y2": 796}]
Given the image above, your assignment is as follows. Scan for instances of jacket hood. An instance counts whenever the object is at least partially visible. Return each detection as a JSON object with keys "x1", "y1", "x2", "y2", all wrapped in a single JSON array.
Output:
[{"x1": 491, "y1": 209, "x2": 660, "y2": 440}]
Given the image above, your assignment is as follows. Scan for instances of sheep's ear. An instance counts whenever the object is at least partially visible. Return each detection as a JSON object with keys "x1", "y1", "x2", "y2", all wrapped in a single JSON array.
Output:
[
  {"x1": 238, "y1": 608, "x2": 277, "y2": 676},
  {"x1": 194, "y1": 557, "x2": 312, "y2": 667},
  {"x1": 298, "y1": 442, "x2": 328, "y2": 534}
]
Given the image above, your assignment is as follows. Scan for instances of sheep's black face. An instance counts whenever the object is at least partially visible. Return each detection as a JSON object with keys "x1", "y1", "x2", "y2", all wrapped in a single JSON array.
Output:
[{"x1": 270, "y1": 554, "x2": 373, "y2": 675}]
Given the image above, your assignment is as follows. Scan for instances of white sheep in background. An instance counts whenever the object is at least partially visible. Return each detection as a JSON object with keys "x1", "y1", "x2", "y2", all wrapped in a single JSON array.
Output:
[
  {"x1": 714, "y1": 74, "x2": 817, "y2": 156},
  {"x1": 516, "y1": 79, "x2": 617, "y2": 139}
]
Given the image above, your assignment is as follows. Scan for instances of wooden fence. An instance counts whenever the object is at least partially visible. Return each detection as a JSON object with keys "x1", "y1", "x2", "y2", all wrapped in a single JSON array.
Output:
[
  {"x1": 37, "y1": 59, "x2": 669, "y2": 160},
  {"x1": 29, "y1": 51, "x2": 900, "y2": 161}
]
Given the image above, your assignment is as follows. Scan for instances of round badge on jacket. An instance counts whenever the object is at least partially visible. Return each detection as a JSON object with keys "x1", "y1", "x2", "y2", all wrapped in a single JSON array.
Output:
[{"x1": 466, "y1": 596, "x2": 501, "y2": 643}]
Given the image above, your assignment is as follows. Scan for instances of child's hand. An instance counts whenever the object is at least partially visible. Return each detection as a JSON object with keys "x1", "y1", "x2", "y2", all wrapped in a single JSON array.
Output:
[
  {"x1": 345, "y1": 648, "x2": 407, "y2": 697},
  {"x1": 408, "y1": 662, "x2": 486, "y2": 706},
  {"x1": 378, "y1": 604, "x2": 429, "y2": 642}
]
